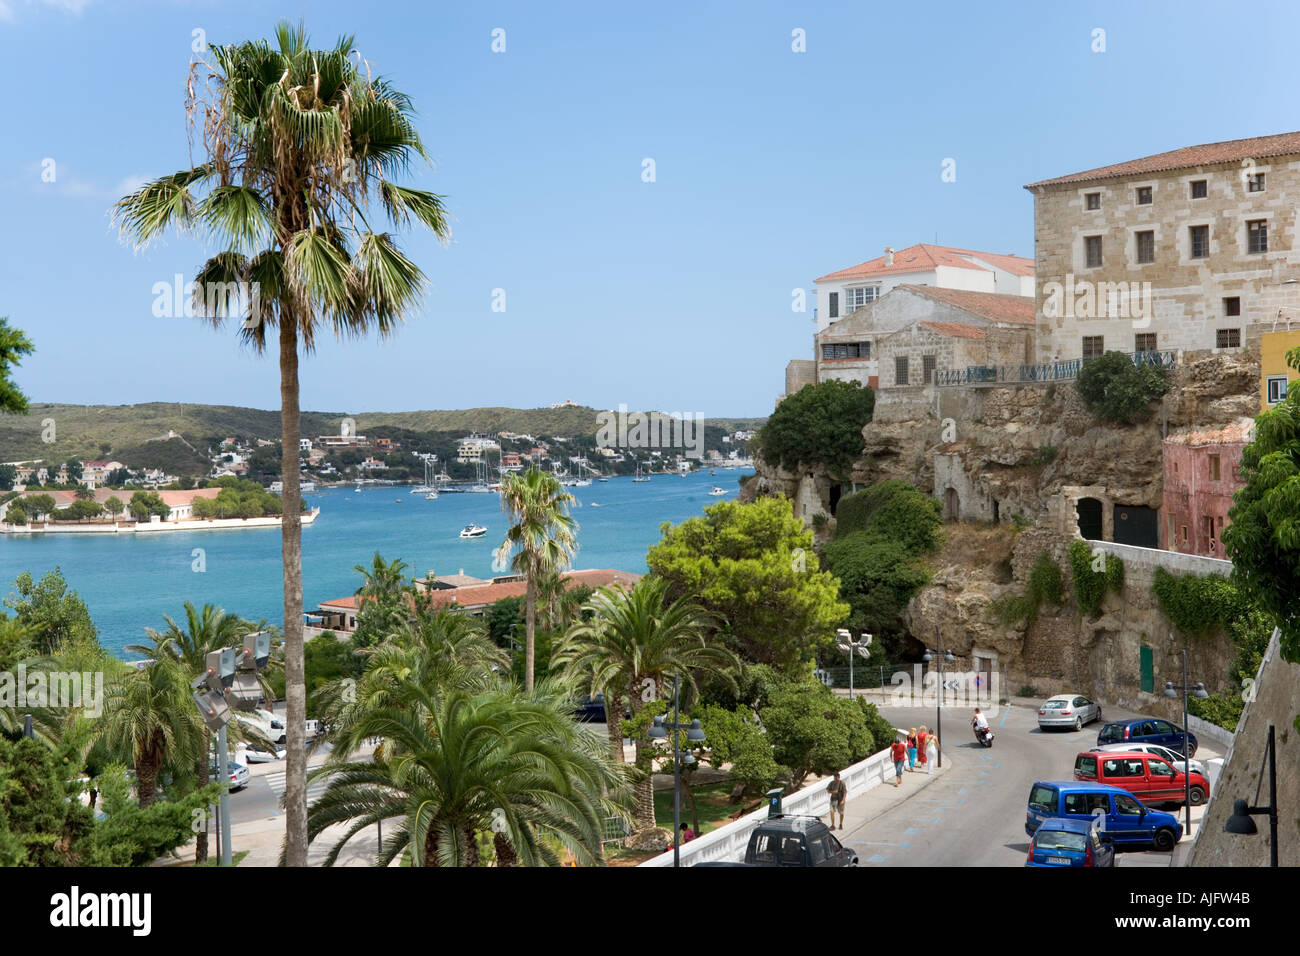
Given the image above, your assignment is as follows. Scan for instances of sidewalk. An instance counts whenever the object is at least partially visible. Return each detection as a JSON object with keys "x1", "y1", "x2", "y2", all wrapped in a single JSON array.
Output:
[{"x1": 836, "y1": 757, "x2": 950, "y2": 837}]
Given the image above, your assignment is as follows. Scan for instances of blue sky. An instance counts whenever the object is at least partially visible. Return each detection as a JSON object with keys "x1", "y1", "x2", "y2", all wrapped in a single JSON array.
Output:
[{"x1": 1, "y1": 0, "x2": 1297, "y2": 420}]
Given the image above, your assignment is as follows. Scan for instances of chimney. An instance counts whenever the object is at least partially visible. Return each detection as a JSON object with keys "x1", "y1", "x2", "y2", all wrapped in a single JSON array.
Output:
[{"x1": 885, "y1": 247, "x2": 895, "y2": 266}]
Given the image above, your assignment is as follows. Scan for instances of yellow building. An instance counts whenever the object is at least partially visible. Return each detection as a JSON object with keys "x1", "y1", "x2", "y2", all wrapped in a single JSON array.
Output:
[{"x1": 1260, "y1": 330, "x2": 1300, "y2": 412}]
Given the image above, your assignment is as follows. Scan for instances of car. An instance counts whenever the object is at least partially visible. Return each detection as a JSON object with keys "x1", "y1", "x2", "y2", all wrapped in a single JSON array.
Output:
[
  {"x1": 1091, "y1": 742, "x2": 1206, "y2": 777},
  {"x1": 1097, "y1": 718, "x2": 1198, "y2": 757},
  {"x1": 571, "y1": 693, "x2": 631, "y2": 723},
  {"x1": 1038, "y1": 694, "x2": 1102, "y2": 731},
  {"x1": 1025, "y1": 781, "x2": 1183, "y2": 851},
  {"x1": 1074, "y1": 750, "x2": 1209, "y2": 806},
  {"x1": 209, "y1": 759, "x2": 250, "y2": 792},
  {"x1": 1026, "y1": 816, "x2": 1115, "y2": 867},
  {"x1": 695, "y1": 815, "x2": 858, "y2": 867},
  {"x1": 236, "y1": 743, "x2": 286, "y2": 764}
]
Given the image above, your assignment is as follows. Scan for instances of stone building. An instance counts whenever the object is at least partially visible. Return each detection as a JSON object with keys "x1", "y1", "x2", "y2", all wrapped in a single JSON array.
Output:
[
  {"x1": 1161, "y1": 418, "x2": 1253, "y2": 557},
  {"x1": 1025, "y1": 130, "x2": 1300, "y2": 363}
]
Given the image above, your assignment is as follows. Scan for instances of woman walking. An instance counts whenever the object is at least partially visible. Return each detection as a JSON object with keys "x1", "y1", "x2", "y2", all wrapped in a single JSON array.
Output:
[
  {"x1": 916, "y1": 725, "x2": 928, "y2": 769},
  {"x1": 925, "y1": 729, "x2": 939, "y2": 773},
  {"x1": 906, "y1": 728, "x2": 918, "y2": 771}
]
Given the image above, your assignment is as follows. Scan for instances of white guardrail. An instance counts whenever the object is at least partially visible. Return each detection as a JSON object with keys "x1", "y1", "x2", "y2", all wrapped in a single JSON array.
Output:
[{"x1": 639, "y1": 737, "x2": 898, "y2": 867}]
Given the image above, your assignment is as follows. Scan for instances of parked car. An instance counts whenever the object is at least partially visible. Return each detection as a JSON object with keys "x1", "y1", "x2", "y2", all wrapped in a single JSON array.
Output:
[
  {"x1": 1074, "y1": 750, "x2": 1209, "y2": 806},
  {"x1": 209, "y1": 759, "x2": 250, "y2": 792},
  {"x1": 1091, "y1": 742, "x2": 1206, "y2": 777},
  {"x1": 1038, "y1": 694, "x2": 1102, "y2": 731},
  {"x1": 571, "y1": 694, "x2": 631, "y2": 723},
  {"x1": 1026, "y1": 816, "x2": 1115, "y2": 867},
  {"x1": 696, "y1": 815, "x2": 858, "y2": 867},
  {"x1": 1097, "y1": 718, "x2": 1198, "y2": 757},
  {"x1": 1025, "y1": 781, "x2": 1183, "y2": 851},
  {"x1": 236, "y1": 743, "x2": 286, "y2": 764}
]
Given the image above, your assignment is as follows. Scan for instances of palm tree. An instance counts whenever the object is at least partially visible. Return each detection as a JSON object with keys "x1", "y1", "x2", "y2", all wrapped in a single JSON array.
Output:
[
  {"x1": 495, "y1": 468, "x2": 577, "y2": 693},
  {"x1": 305, "y1": 681, "x2": 627, "y2": 866},
  {"x1": 127, "y1": 602, "x2": 263, "y2": 861},
  {"x1": 98, "y1": 656, "x2": 205, "y2": 808},
  {"x1": 112, "y1": 22, "x2": 450, "y2": 864},
  {"x1": 552, "y1": 577, "x2": 740, "y2": 837}
]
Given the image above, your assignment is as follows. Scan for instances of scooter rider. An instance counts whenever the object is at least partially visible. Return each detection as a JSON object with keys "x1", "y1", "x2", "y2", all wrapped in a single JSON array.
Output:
[{"x1": 972, "y1": 707, "x2": 989, "y2": 741}]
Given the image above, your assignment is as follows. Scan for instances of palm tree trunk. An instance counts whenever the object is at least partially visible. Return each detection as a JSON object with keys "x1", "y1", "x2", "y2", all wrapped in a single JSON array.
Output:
[
  {"x1": 493, "y1": 831, "x2": 517, "y2": 867},
  {"x1": 627, "y1": 693, "x2": 656, "y2": 834},
  {"x1": 195, "y1": 729, "x2": 211, "y2": 863},
  {"x1": 524, "y1": 575, "x2": 537, "y2": 694},
  {"x1": 280, "y1": 309, "x2": 307, "y2": 867},
  {"x1": 604, "y1": 691, "x2": 624, "y2": 766},
  {"x1": 137, "y1": 736, "x2": 161, "y2": 808}
]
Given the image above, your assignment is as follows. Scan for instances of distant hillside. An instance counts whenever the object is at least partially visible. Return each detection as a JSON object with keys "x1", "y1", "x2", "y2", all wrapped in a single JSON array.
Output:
[{"x1": 0, "y1": 402, "x2": 766, "y2": 462}]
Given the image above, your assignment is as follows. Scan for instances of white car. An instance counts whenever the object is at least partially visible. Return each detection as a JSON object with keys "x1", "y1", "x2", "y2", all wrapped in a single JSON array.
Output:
[
  {"x1": 1091, "y1": 742, "x2": 1206, "y2": 776},
  {"x1": 236, "y1": 744, "x2": 286, "y2": 764},
  {"x1": 1037, "y1": 694, "x2": 1102, "y2": 731}
]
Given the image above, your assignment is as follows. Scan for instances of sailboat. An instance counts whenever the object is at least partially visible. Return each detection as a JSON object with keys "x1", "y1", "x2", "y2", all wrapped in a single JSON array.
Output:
[
  {"x1": 572, "y1": 460, "x2": 592, "y2": 487},
  {"x1": 632, "y1": 461, "x2": 650, "y2": 483}
]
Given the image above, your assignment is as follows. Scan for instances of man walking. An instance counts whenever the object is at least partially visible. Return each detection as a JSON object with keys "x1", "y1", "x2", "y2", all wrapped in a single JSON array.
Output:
[{"x1": 827, "y1": 771, "x2": 847, "y2": 830}]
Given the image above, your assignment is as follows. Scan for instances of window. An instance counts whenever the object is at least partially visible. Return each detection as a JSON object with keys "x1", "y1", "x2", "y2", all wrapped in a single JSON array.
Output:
[
  {"x1": 1209, "y1": 454, "x2": 1221, "y2": 480},
  {"x1": 1205, "y1": 514, "x2": 1216, "y2": 552},
  {"x1": 1189, "y1": 224, "x2": 1209, "y2": 258},
  {"x1": 1136, "y1": 230, "x2": 1155, "y2": 264},
  {"x1": 922, "y1": 354, "x2": 937, "y2": 384},
  {"x1": 1248, "y1": 172, "x2": 1266, "y2": 192},
  {"x1": 1135, "y1": 333, "x2": 1157, "y2": 353},
  {"x1": 1085, "y1": 192, "x2": 1101, "y2": 210},
  {"x1": 1149, "y1": 759, "x2": 1175, "y2": 778},
  {"x1": 1085, "y1": 235, "x2": 1103, "y2": 268},
  {"x1": 1136, "y1": 186, "x2": 1153, "y2": 205},
  {"x1": 843, "y1": 286, "x2": 879, "y2": 313},
  {"x1": 894, "y1": 356, "x2": 909, "y2": 386},
  {"x1": 1217, "y1": 328, "x2": 1241, "y2": 348},
  {"x1": 1115, "y1": 793, "x2": 1143, "y2": 816},
  {"x1": 828, "y1": 292, "x2": 839, "y2": 320},
  {"x1": 1082, "y1": 335, "x2": 1105, "y2": 360},
  {"x1": 821, "y1": 342, "x2": 869, "y2": 360},
  {"x1": 1267, "y1": 375, "x2": 1289, "y2": 404},
  {"x1": 1248, "y1": 219, "x2": 1268, "y2": 254},
  {"x1": 1180, "y1": 525, "x2": 1188, "y2": 544},
  {"x1": 1224, "y1": 296, "x2": 1241, "y2": 316},
  {"x1": 1190, "y1": 179, "x2": 1208, "y2": 199}
]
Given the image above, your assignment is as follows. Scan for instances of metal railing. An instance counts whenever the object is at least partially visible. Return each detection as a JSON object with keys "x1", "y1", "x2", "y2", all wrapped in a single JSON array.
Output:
[{"x1": 934, "y1": 349, "x2": 1175, "y2": 387}]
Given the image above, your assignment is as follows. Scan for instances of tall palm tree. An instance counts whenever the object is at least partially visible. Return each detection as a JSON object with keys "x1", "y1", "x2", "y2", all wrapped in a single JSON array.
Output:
[
  {"x1": 552, "y1": 577, "x2": 740, "y2": 836},
  {"x1": 304, "y1": 681, "x2": 627, "y2": 866},
  {"x1": 353, "y1": 552, "x2": 412, "y2": 605},
  {"x1": 98, "y1": 656, "x2": 205, "y2": 808},
  {"x1": 495, "y1": 468, "x2": 577, "y2": 693},
  {"x1": 112, "y1": 22, "x2": 450, "y2": 865}
]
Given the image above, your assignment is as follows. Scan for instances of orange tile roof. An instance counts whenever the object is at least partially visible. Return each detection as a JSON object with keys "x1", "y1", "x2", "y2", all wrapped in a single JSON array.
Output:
[
  {"x1": 317, "y1": 569, "x2": 642, "y2": 613},
  {"x1": 1162, "y1": 418, "x2": 1255, "y2": 447},
  {"x1": 43, "y1": 488, "x2": 221, "y2": 507},
  {"x1": 815, "y1": 243, "x2": 1033, "y2": 282},
  {"x1": 898, "y1": 285, "x2": 1036, "y2": 326},
  {"x1": 917, "y1": 321, "x2": 986, "y2": 340},
  {"x1": 1025, "y1": 131, "x2": 1300, "y2": 189}
]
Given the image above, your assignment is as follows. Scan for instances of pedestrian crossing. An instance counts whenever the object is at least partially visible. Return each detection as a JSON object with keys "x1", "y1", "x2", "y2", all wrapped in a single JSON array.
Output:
[{"x1": 262, "y1": 770, "x2": 329, "y2": 807}]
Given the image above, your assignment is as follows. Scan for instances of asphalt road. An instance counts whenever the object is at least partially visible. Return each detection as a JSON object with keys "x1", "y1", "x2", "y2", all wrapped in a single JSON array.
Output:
[{"x1": 843, "y1": 698, "x2": 1213, "y2": 867}]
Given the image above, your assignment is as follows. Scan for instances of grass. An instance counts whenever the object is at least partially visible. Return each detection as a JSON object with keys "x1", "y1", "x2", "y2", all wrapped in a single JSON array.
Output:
[{"x1": 654, "y1": 779, "x2": 754, "y2": 835}]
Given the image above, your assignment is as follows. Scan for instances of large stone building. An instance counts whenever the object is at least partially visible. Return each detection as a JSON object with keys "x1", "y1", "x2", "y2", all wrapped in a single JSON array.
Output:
[{"x1": 1025, "y1": 131, "x2": 1300, "y2": 363}]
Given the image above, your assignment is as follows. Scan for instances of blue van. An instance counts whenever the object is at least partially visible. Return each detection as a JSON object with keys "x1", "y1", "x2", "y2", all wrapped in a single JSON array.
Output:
[{"x1": 1025, "y1": 781, "x2": 1183, "y2": 851}]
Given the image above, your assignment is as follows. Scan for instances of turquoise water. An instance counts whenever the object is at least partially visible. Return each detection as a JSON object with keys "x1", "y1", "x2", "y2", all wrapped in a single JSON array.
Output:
[{"x1": 0, "y1": 470, "x2": 749, "y2": 657}]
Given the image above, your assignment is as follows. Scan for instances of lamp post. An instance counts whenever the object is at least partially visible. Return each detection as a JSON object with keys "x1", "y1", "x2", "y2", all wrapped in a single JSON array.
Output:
[
  {"x1": 835, "y1": 628, "x2": 872, "y2": 700},
  {"x1": 1162, "y1": 649, "x2": 1208, "y2": 837},
  {"x1": 1224, "y1": 724, "x2": 1279, "y2": 867},
  {"x1": 922, "y1": 628, "x2": 955, "y2": 768},
  {"x1": 648, "y1": 674, "x2": 705, "y2": 868}
]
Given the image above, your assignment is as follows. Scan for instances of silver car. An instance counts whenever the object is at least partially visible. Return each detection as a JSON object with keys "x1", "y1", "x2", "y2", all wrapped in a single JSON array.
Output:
[
  {"x1": 1037, "y1": 694, "x2": 1101, "y2": 731},
  {"x1": 210, "y1": 759, "x2": 250, "y2": 791},
  {"x1": 1092, "y1": 742, "x2": 1206, "y2": 776}
]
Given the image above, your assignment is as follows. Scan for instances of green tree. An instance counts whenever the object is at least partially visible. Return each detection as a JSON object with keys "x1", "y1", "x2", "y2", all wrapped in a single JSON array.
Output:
[
  {"x1": 761, "y1": 678, "x2": 878, "y2": 790},
  {"x1": 647, "y1": 497, "x2": 849, "y2": 671},
  {"x1": 0, "y1": 464, "x2": 15, "y2": 491},
  {"x1": 113, "y1": 21, "x2": 451, "y2": 865},
  {"x1": 495, "y1": 468, "x2": 577, "y2": 693},
  {"x1": 0, "y1": 736, "x2": 93, "y2": 865},
  {"x1": 753, "y1": 379, "x2": 874, "y2": 475},
  {"x1": 103, "y1": 496, "x2": 124, "y2": 518},
  {"x1": 22, "y1": 493, "x2": 55, "y2": 521},
  {"x1": 553, "y1": 578, "x2": 740, "y2": 836},
  {"x1": 64, "y1": 460, "x2": 84, "y2": 484},
  {"x1": 1074, "y1": 351, "x2": 1171, "y2": 424},
  {"x1": 0, "y1": 318, "x2": 34, "y2": 415},
  {"x1": 4, "y1": 569, "x2": 99, "y2": 657},
  {"x1": 5, "y1": 503, "x2": 26, "y2": 526}
]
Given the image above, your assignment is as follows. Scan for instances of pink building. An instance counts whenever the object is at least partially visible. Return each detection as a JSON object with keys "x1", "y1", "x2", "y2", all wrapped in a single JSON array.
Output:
[{"x1": 1161, "y1": 419, "x2": 1253, "y2": 557}]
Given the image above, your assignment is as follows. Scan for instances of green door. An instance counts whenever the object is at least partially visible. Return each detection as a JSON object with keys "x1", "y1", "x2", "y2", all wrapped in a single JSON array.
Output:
[{"x1": 1139, "y1": 645, "x2": 1154, "y2": 694}]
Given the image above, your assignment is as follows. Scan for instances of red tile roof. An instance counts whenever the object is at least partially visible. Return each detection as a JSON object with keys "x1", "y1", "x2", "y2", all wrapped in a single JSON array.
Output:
[
  {"x1": 1162, "y1": 418, "x2": 1255, "y2": 447},
  {"x1": 815, "y1": 243, "x2": 1033, "y2": 282},
  {"x1": 1025, "y1": 131, "x2": 1300, "y2": 189},
  {"x1": 898, "y1": 285, "x2": 1036, "y2": 326},
  {"x1": 43, "y1": 488, "x2": 221, "y2": 507},
  {"x1": 917, "y1": 321, "x2": 986, "y2": 340},
  {"x1": 318, "y1": 569, "x2": 642, "y2": 614}
]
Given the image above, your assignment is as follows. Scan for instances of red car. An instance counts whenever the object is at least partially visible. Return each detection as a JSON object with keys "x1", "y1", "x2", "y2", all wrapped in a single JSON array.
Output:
[{"x1": 1073, "y1": 750, "x2": 1209, "y2": 806}]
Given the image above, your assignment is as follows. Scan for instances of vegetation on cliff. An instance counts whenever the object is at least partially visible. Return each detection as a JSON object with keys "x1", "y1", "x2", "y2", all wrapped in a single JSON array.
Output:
[
  {"x1": 1069, "y1": 540, "x2": 1124, "y2": 616},
  {"x1": 1074, "y1": 350, "x2": 1171, "y2": 424},
  {"x1": 753, "y1": 379, "x2": 873, "y2": 475}
]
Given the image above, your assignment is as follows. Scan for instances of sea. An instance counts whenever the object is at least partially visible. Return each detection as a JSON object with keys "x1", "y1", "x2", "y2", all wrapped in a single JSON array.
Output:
[{"x1": 0, "y1": 469, "x2": 750, "y2": 658}]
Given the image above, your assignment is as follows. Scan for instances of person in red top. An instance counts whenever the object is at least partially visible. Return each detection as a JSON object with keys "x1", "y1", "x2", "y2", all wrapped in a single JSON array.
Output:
[
  {"x1": 916, "y1": 725, "x2": 928, "y2": 768},
  {"x1": 890, "y1": 736, "x2": 908, "y2": 787}
]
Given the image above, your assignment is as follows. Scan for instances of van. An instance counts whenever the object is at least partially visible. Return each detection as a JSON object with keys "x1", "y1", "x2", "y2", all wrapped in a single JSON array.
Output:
[
  {"x1": 1074, "y1": 751, "x2": 1208, "y2": 806},
  {"x1": 1025, "y1": 781, "x2": 1182, "y2": 851}
]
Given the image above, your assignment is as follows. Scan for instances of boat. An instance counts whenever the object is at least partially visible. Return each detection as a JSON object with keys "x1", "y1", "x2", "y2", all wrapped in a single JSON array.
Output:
[
  {"x1": 631, "y1": 462, "x2": 651, "y2": 483},
  {"x1": 425, "y1": 491, "x2": 439, "y2": 500},
  {"x1": 460, "y1": 524, "x2": 487, "y2": 538},
  {"x1": 710, "y1": 469, "x2": 716, "y2": 476},
  {"x1": 708, "y1": 486, "x2": 727, "y2": 496},
  {"x1": 354, "y1": 484, "x2": 362, "y2": 493},
  {"x1": 597, "y1": 476, "x2": 610, "y2": 482}
]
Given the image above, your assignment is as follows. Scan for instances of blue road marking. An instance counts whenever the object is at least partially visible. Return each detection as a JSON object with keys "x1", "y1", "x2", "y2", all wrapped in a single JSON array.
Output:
[
  {"x1": 958, "y1": 787, "x2": 970, "y2": 795},
  {"x1": 900, "y1": 841, "x2": 911, "y2": 850},
  {"x1": 904, "y1": 827, "x2": 921, "y2": 834},
  {"x1": 866, "y1": 854, "x2": 888, "y2": 863},
  {"x1": 1000, "y1": 708, "x2": 1010, "y2": 727}
]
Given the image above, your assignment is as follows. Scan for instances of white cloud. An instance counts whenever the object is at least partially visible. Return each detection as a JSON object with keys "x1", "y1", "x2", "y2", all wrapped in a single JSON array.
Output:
[
  {"x1": 114, "y1": 174, "x2": 149, "y2": 196},
  {"x1": 0, "y1": 2, "x2": 14, "y2": 20}
]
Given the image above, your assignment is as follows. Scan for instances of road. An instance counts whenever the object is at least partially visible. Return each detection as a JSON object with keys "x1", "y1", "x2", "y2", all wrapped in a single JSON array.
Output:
[{"x1": 842, "y1": 696, "x2": 1216, "y2": 867}]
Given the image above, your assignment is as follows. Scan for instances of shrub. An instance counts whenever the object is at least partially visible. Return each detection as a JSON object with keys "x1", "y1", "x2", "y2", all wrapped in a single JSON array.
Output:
[
  {"x1": 834, "y1": 480, "x2": 943, "y2": 553},
  {"x1": 1074, "y1": 351, "x2": 1171, "y2": 424},
  {"x1": 990, "y1": 551, "x2": 1063, "y2": 625},
  {"x1": 1189, "y1": 692, "x2": 1245, "y2": 733},
  {"x1": 1070, "y1": 540, "x2": 1123, "y2": 615},
  {"x1": 754, "y1": 379, "x2": 875, "y2": 475},
  {"x1": 1031, "y1": 445, "x2": 1058, "y2": 466},
  {"x1": 1153, "y1": 568, "x2": 1243, "y2": 637}
]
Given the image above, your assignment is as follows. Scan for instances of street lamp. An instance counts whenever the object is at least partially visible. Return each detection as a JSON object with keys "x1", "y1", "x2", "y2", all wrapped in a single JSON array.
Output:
[
  {"x1": 648, "y1": 674, "x2": 705, "y2": 868},
  {"x1": 1224, "y1": 724, "x2": 1279, "y2": 867},
  {"x1": 1162, "y1": 648, "x2": 1209, "y2": 837},
  {"x1": 835, "y1": 629, "x2": 872, "y2": 700},
  {"x1": 922, "y1": 628, "x2": 955, "y2": 768}
]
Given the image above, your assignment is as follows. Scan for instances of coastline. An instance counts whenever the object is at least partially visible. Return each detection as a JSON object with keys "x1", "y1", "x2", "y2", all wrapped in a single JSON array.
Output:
[{"x1": 1, "y1": 508, "x2": 321, "y2": 535}]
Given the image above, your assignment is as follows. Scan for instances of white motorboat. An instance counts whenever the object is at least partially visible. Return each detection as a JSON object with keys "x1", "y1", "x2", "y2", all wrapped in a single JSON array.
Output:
[
  {"x1": 708, "y1": 486, "x2": 727, "y2": 496},
  {"x1": 459, "y1": 524, "x2": 487, "y2": 538},
  {"x1": 425, "y1": 491, "x2": 439, "y2": 500},
  {"x1": 354, "y1": 484, "x2": 362, "y2": 493}
]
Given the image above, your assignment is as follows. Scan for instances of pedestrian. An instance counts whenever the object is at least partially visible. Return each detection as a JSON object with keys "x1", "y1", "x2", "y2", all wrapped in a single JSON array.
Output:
[
  {"x1": 826, "y1": 771, "x2": 847, "y2": 830},
  {"x1": 678, "y1": 822, "x2": 695, "y2": 844},
  {"x1": 925, "y1": 730, "x2": 939, "y2": 773},
  {"x1": 906, "y1": 728, "x2": 918, "y2": 771},
  {"x1": 916, "y1": 725, "x2": 928, "y2": 769},
  {"x1": 890, "y1": 735, "x2": 908, "y2": 787}
]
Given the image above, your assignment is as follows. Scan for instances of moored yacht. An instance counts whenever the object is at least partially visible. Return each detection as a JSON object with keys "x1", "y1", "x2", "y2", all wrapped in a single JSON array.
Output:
[{"x1": 459, "y1": 524, "x2": 487, "y2": 538}]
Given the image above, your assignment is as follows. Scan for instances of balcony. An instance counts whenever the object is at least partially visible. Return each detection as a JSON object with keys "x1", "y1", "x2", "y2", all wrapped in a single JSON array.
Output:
[{"x1": 935, "y1": 349, "x2": 1176, "y2": 388}]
